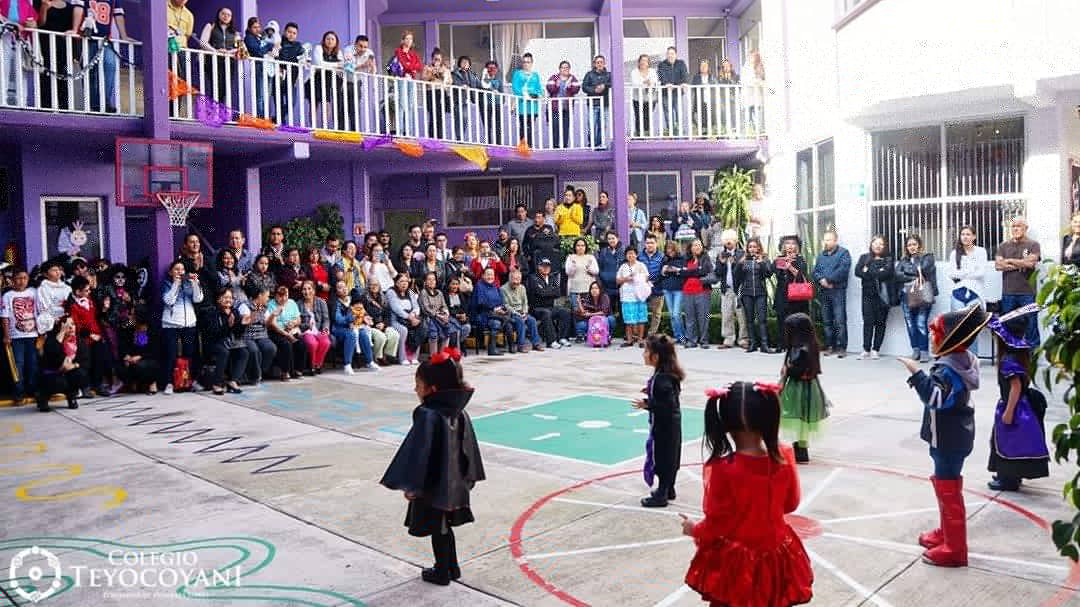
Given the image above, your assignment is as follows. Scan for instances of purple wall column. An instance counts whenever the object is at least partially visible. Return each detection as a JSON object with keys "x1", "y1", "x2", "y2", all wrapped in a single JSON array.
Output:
[
  {"x1": 725, "y1": 14, "x2": 741, "y2": 67},
  {"x1": 606, "y1": 0, "x2": 630, "y2": 245},
  {"x1": 351, "y1": 162, "x2": 371, "y2": 236},
  {"x1": 425, "y1": 20, "x2": 439, "y2": 54},
  {"x1": 674, "y1": 16, "x2": 689, "y2": 65},
  {"x1": 145, "y1": 0, "x2": 174, "y2": 274},
  {"x1": 246, "y1": 168, "x2": 263, "y2": 252}
]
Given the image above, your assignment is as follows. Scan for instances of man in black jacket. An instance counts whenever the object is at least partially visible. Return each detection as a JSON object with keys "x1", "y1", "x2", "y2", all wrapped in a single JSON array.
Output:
[
  {"x1": 527, "y1": 259, "x2": 572, "y2": 349},
  {"x1": 523, "y1": 211, "x2": 561, "y2": 272},
  {"x1": 656, "y1": 46, "x2": 688, "y2": 135},
  {"x1": 277, "y1": 23, "x2": 304, "y2": 124},
  {"x1": 580, "y1": 55, "x2": 612, "y2": 148}
]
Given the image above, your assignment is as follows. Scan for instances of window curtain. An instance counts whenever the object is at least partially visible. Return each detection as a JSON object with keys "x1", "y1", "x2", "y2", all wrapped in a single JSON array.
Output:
[
  {"x1": 642, "y1": 19, "x2": 674, "y2": 39},
  {"x1": 492, "y1": 23, "x2": 543, "y2": 77}
]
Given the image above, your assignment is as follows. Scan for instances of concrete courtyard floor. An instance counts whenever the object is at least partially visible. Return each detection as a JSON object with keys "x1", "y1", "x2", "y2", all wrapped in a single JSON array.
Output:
[{"x1": 1, "y1": 346, "x2": 1077, "y2": 606}]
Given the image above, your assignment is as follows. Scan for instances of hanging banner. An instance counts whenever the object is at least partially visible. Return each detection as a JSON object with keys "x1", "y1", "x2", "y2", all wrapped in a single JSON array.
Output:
[
  {"x1": 313, "y1": 130, "x2": 363, "y2": 143},
  {"x1": 451, "y1": 145, "x2": 490, "y2": 171},
  {"x1": 394, "y1": 140, "x2": 425, "y2": 158}
]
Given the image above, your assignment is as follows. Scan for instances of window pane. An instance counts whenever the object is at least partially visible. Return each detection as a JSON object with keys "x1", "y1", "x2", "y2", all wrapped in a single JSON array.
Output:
[
  {"x1": 545, "y1": 21, "x2": 594, "y2": 39},
  {"x1": 796, "y1": 213, "x2": 813, "y2": 257},
  {"x1": 450, "y1": 24, "x2": 491, "y2": 69},
  {"x1": 380, "y1": 25, "x2": 425, "y2": 71},
  {"x1": 445, "y1": 179, "x2": 501, "y2": 228},
  {"x1": 688, "y1": 38, "x2": 724, "y2": 74},
  {"x1": 796, "y1": 148, "x2": 814, "y2": 210},
  {"x1": 693, "y1": 173, "x2": 713, "y2": 199},
  {"x1": 871, "y1": 126, "x2": 941, "y2": 201},
  {"x1": 528, "y1": 24, "x2": 593, "y2": 79},
  {"x1": 622, "y1": 19, "x2": 674, "y2": 78},
  {"x1": 688, "y1": 18, "x2": 726, "y2": 38},
  {"x1": 945, "y1": 118, "x2": 1023, "y2": 196},
  {"x1": 647, "y1": 173, "x2": 679, "y2": 223},
  {"x1": 817, "y1": 209, "x2": 836, "y2": 242},
  {"x1": 502, "y1": 178, "x2": 556, "y2": 221},
  {"x1": 439, "y1": 24, "x2": 451, "y2": 55},
  {"x1": 818, "y1": 139, "x2": 835, "y2": 207},
  {"x1": 629, "y1": 173, "x2": 647, "y2": 203}
]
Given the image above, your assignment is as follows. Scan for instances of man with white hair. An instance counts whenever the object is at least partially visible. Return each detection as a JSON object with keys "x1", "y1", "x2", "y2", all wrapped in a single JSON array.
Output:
[
  {"x1": 712, "y1": 229, "x2": 749, "y2": 348},
  {"x1": 994, "y1": 215, "x2": 1041, "y2": 346}
]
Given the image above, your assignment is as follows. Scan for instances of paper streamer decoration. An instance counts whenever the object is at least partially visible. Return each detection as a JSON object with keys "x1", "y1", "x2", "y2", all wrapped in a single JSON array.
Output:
[
  {"x1": 313, "y1": 130, "x2": 363, "y2": 143},
  {"x1": 394, "y1": 140, "x2": 425, "y2": 158},
  {"x1": 361, "y1": 134, "x2": 391, "y2": 151},
  {"x1": 237, "y1": 114, "x2": 275, "y2": 130},
  {"x1": 516, "y1": 138, "x2": 532, "y2": 158},
  {"x1": 420, "y1": 139, "x2": 447, "y2": 152},
  {"x1": 276, "y1": 124, "x2": 311, "y2": 134},
  {"x1": 168, "y1": 71, "x2": 198, "y2": 100},
  {"x1": 451, "y1": 145, "x2": 490, "y2": 171},
  {"x1": 195, "y1": 94, "x2": 231, "y2": 128}
]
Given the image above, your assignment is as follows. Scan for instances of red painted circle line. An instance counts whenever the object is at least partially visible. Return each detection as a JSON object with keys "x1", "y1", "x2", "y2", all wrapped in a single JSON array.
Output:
[{"x1": 507, "y1": 461, "x2": 1080, "y2": 607}]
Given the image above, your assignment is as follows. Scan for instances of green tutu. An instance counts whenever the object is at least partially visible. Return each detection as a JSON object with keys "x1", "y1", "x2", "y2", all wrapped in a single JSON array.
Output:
[{"x1": 780, "y1": 377, "x2": 830, "y2": 444}]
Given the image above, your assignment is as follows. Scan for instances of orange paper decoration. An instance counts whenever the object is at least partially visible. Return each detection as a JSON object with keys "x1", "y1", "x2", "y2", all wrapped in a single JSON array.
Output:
[
  {"x1": 516, "y1": 138, "x2": 532, "y2": 158},
  {"x1": 237, "y1": 113, "x2": 275, "y2": 130},
  {"x1": 168, "y1": 71, "x2": 199, "y2": 100},
  {"x1": 394, "y1": 140, "x2": 425, "y2": 158}
]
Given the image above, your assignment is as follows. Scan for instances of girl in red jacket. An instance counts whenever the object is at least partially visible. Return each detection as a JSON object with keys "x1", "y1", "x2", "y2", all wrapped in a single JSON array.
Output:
[
  {"x1": 67, "y1": 275, "x2": 113, "y2": 397},
  {"x1": 681, "y1": 381, "x2": 814, "y2": 607}
]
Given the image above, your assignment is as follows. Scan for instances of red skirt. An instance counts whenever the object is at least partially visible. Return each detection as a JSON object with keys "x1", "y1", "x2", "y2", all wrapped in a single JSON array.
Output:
[{"x1": 685, "y1": 527, "x2": 813, "y2": 607}]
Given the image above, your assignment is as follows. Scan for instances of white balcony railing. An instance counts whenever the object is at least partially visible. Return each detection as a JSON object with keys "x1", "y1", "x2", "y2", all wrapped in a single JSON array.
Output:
[
  {"x1": 170, "y1": 47, "x2": 613, "y2": 151},
  {"x1": 0, "y1": 27, "x2": 142, "y2": 115},
  {"x1": 624, "y1": 84, "x2": 766, "y2": 140}
]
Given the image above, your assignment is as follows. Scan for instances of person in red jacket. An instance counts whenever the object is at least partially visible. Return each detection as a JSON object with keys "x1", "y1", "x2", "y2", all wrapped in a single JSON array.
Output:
[
  {"x1": 393, "y1": 30, "x2": 424, "y2": 137},
  {"x1": 469, "y1": 241, "x2": 507, "y2": 288},
  {"x1": 66, "y1": 276, "x2": 115, "y2": 397},
  {"x1": 545, "y1": 60, "x2": 581, "y2": 148}
]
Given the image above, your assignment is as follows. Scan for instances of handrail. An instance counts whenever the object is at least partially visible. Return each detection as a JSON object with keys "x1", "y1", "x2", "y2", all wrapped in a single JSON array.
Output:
[{"x1": 624, "y1": 82, "x2": 765, "y2": 140}]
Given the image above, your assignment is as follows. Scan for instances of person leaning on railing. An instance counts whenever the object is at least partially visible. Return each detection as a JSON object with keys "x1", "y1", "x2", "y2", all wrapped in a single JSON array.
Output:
[
  {"x1": 581, "y1": 54, "x2": 611, "y2": 148},
  {"x1": 310, "y1": 31, "x2": 347, "y2": 130},
  {"x1": 630, "y1": 54, "x2": 658, "y2": 137},
  {"x1": 690, "y1": 60, "x2": 717, "y2": 137},
  {"x1": 423, "y1": 47, "x2": 452, "y2": 139},
  {"x1": 244, "y1": 17, "x2": 278, "y2": 119},
  {"x1": 511, "y1": 52, "x2": 542, "y2": 147},
  {"x1": 276, "y1": 22, "x2": 303, "y2": 124},
  {"x1": 35, "y1": 0, "x2": 78, "y2": 110},
  {"x1": 479, "y1": 60, "x2": 504, "y2": 145},
  {"x1": 198, "y1": 7, "x2": 240, "y2": 104},
  {"x1": 450, "y1": 55, "x2": 482, "y2": 141}
]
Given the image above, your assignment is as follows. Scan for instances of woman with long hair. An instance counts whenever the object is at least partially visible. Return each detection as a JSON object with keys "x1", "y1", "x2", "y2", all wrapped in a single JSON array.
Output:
[
  {"x1": 736, "y1": 237, "x2": 773, "y2": 353},
  {"x1": 361, "y1": 278, "x2": 402, "y2": 365},
  {"x1": 36, "y1": 315, "x2": 87, "y2": 411},
  {"x1": 630, "y1": 54, "x2": 657, "y2": 137},
  {"x1": 266, "y1": 285, "x2": 308, "y2": 380},
  {"x1": 199, "y1": 288, "x2": 248, "y2": 395},
  {"x1": 305, "y1": 247, "x2": 331, "y2": 301},
  {"x1": 387, "y1": 272, "x2": 423, "y2": 364},
  {"x1": 564, "y1": 238, "x2": 599, "y2": 334},
  {"x1": 310, "y1": 30, "x2": 346, "y2": 129},
  {"x1": 854, "y1": 235, "x2": 895, "y2": 359},
  {"x1": 462, "y1": 232, "x2": 481, "y2": 265},
  {"x1": 216, "y1": 249, "x2": 246, "y2": 305},
  {"x1": 945, "y1": 226, "x2": 987, "y2": 355},
  {"x1": 897, "y1": 235, "x2": 938, "y2": 362},
  {"x1": 647, "y1": 215, "x2": 667, "y2": 251},
  {"x1": 198, "y1": 7, "x2": 240, "y2": 102},
  {"x1": 297, "y1": 280, "x2": 332, "y2": 374},
  {"x1": 773, "y1": 235, "x2": 809, "y2": 345},
  {"x1": 500, "y1": 237, "x2": 528, "y2": 285},
  {"x1": 682, "y1": 239, "x2": 714, "y2": 348}
]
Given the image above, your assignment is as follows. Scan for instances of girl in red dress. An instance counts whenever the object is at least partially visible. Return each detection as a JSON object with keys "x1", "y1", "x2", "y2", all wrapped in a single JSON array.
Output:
[{"x1": 681, "y1": 381, "x2": 814, "y2": 607}]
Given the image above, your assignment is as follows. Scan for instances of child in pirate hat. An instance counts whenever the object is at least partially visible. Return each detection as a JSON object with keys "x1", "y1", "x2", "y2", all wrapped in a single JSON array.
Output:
[{"x1": 897, "y1": 303, "x2": 990, "y2": 568}]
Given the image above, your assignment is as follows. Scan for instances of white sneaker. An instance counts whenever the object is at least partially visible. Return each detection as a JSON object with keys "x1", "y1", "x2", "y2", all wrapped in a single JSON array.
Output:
[
  {"x1": 344, "y1": 365, "x2": 355, "y2": 375},
  {"x1": 366, "y1": 362, "x2": 381, "y2": 371},
  {"x1": 191, "y1": 381, "x2": 205, "y2": 392},
  {"x1": 559, "y1": 338, "x2": 571, "y2": 347},
  {"x1": 857, "y1": 352, "x2": 869, "y2": 360},
  {"x1": 164, "y1": 384, "x2": 174, "y2": 395},
  {"x1": 870, "y1": 351, "x2": 881, "y2": 360},
  {"x1": 550, "y1": 342, "x2": 563, "y2": 350}
]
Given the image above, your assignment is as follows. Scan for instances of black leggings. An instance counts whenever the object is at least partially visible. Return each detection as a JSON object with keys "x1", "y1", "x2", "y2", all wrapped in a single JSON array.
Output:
[
  {"x1": 37, "y1": 369, "x2": 87, "y2": 407},
  {"x1": 862, "y1": 296, "x2": 889, "y2": 352},
  {"x1": 741, "y1": 294, "x2": 769, "y2": 348},
  {"x1": 431, "y1": 528, "x2": 459, "y2": 573},
  {"x1": 269, "y1": 333, "x2": 308, "y2": 375}
]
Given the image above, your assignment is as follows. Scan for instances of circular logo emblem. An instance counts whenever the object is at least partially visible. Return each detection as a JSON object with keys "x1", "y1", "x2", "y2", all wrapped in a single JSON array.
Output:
[{"x1": 8, "y1": 546, "x2": 63, "y2": 603}]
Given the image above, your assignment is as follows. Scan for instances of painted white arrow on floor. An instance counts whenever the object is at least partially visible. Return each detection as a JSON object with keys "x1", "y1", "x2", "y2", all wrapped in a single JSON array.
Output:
[{"x1": 532, "y1": 433, "x2": 561, "y2": 441}]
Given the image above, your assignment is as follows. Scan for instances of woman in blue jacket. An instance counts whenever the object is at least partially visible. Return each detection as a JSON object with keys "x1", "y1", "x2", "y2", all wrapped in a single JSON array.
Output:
[
  {"x1": 597, "y1": 231, "x2": 624, "y2": 306},
  {"x1": 473, "y1": 268, "x2": 514, "y2": 356}
]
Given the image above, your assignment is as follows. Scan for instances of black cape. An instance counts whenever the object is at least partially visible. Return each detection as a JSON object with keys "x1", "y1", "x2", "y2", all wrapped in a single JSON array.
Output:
[{"x1": 381, "y1": 389, "x2": 486, "y2": 512}]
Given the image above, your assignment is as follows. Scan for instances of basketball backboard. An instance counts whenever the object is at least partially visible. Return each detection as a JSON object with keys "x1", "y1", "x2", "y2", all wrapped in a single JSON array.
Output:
[{"x1": 115, "y1": 137, "x2": 213, "y2": 208}]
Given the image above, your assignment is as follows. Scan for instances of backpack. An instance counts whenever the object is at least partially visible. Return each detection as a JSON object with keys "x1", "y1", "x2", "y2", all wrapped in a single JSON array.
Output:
[
  {"x1": 587, "y1": 315, "x2": 610, "y2": 347},
  {"x1": 172, "y1": 357, "x2": 193, "y2": 391},
  {"x1": 386, "y1": 54, "x2": 404, "y2": 77}
]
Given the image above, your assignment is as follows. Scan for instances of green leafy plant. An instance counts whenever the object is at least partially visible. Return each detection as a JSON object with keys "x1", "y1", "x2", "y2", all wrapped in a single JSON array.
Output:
[
  {"x1": 267, "y1": 204, "x2": 345, "y2": 254},
  {"x1": 559, "y1": 234, "x2": 599, "y2": 258},
  {"x1": 1037, "y1": 263, "x2": 1080, "y2": 560},
  {"x1": 710, "y1": 166, "x2": 755, "y2": 244}
]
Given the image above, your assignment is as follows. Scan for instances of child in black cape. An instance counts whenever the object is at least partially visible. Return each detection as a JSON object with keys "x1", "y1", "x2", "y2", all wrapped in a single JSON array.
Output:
[
  {"x1": 380, "y1": 347, "x2": 486, "y2": 585},
  {"x1": 634, "y1": 333, "x2": 685, "y2": 508}
]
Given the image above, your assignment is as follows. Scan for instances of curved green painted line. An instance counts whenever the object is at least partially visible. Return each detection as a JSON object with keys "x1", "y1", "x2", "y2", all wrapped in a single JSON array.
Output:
[
  {"x1": 0, "y1": 536, "x2": 366, "y2": 606},
  {"x1": 0, "y1": 575, "x2": 78, "y2": 600}
]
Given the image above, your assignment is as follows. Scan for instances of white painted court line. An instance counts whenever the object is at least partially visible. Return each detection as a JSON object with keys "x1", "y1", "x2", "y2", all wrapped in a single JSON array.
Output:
[
  {"x1": 628, "y1": 410, "x2": 648, "y2": 417},
  {"x1": 822, "y1": 533, "x2": 1071, "y2": 573},
  {"x1": 680, "y1": 467, "x2": 703, "y2": 483},
  {"x1": 821, "y1": 502, "x2": 986, "y2": 524},
  {"x1": 532, "y1": 432, "x2": 561, "y2": 441},
  {"x1": 552, "y1": 497, "x2": 702, "y2": 517},
  {"x1": 806, "y1": 547, "x2": 896, "y2": 607},
  {"x1": 797, "y1": 467, "x2": 843, "y2": 514},
  {"x1": 653, "y1": 584, "x2": 692, "y2": 607},
  {"x1": 525, "y1": 536, "x2": 691, "y2": 561},
  {"x1": 533, "y1": 413, "x2": 558, "y2": 420}
]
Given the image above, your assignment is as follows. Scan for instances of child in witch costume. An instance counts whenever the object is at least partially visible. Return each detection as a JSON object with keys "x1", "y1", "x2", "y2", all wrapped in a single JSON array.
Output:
[
  {"x1": 779, "y1": 313, "x2": 830, "y2": 464},
  {"x1": 634, "y1": 334, "x2": 685, "y2": 508},
  {"x1": 898, "y1": 303, "x2": 989, "y2": 568},
  {"x1": 681, "y1": 381, "x2": 814, "y2": 607},
  {"x1": 986, "y1": 303, "x2": 1050, "y2": 492},
  {"x1": 380, "y1": 347, "x2": 485, "y2": 585}
]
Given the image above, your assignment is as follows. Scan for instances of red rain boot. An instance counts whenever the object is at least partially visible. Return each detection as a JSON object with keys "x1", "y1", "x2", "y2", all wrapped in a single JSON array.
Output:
[
  {"x1": 918, "y1": 476, "x2": 944, "y2": 549},
  {"x1": 922, "y1": 477, "x2": 967, "y2": 567}
]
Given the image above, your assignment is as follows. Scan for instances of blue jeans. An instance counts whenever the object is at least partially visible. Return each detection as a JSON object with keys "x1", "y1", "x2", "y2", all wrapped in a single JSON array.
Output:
[
  {"x1": 334, "y1": 326, "x2": 374, "y2": 365},
  {"x1": 395, "y1": 80, "x2": 416, "y2": 137},
  {"x1": 575, "y1": 315, "x2": 616, "y2": 337},
  {"x1": 590, "y1": 104, "x2": 607, "y2": 148},
  {"x1": 900, "y1": 298, "x2": 930, "y2": 353},
  {"x1": 88, "y1": 40, "x2": 118, "y2": 112},
  {"x1": 663, "y1": 290, "x2": 685, "y2": 341},
  {"x1": 509, "y1": 314, "x2": 541, "y2": 345},
  {"x1": 1000, "y1": 293, "x2": 1040, "y2": 347},
  {"x1": 819, "y1": 289, "x2": 847, "y2": 350},
  {"x1": 929, "y1": 447, "x2": 967, "y2": 480},
  {"x1": 10, "y1": 337, "x2": 38, "y2": 399}
]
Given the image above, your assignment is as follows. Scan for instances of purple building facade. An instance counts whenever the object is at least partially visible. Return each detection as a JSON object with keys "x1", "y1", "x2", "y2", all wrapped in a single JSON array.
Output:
[{"x1": 0, "y1": 0, "x2": 765, "y2": 275}]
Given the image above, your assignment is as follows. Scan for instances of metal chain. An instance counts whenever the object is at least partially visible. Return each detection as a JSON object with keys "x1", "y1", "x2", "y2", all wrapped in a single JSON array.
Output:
[{"x1": 2, "y1": 22, "x2": 140, "y2": 83}]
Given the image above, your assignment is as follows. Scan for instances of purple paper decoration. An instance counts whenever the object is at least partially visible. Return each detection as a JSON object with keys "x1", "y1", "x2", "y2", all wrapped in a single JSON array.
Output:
[
  {"x1": 361, "y1": 134, "x2": 392, "y2": 151},
  {"x1": 194, "y1": 95, "x2": 231, "y2": 128},
  {"x1": 277, "y1": 124, "x2": 311, "y2": 134}
]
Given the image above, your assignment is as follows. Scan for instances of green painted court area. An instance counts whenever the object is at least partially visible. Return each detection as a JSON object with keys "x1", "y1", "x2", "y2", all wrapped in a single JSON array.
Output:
[{"x1": 471, "y1": 394, "x2": 705, "y2": 465}]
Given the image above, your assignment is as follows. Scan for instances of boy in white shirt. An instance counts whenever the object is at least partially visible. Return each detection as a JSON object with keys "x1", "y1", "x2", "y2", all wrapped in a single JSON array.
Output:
[{"x1": 2, "y1": 267, "x2": 39, "y2": 402}]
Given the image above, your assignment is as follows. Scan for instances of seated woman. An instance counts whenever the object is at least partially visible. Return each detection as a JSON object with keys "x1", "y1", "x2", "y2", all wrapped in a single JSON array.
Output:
[
  {"x1": 575, "y1": 281, "x2": 616, "y2": 346},
  {"x1": 199, "y1": 288, "x2": 249, "y2": 395},
  {"x1": 360, "y1": 279, "x2": 401, "y2": 366},
  {"x1": 418, "y1": 271, "x2": 458, "y2": 351},
  {"x1": 473, "y1": 267, "x2": 514, "y2": 356},
  {"x1": 238, "y1": 284, "x2": 277, "y2": 385},
  {"x1": 329, "y1": 279, "x2": 377, "y2": 374},
  {"x1": 305, "y1": 247, "x2": 332, "y2": 301},
  {"x1": 470, "y1": 241, "x2": 508, "y2": 287},
  {"x1": 117, "y1": 315, "x2": 161, "y2": 395},
  {"x1": 445, "y1": 276, "x2": 472, "y2": 350},
  {"x1": 411, "y1": 243, "x2": 446, "y2": 287},
  {"x1": 247, "y1": 254, "x2": 278, "y2": 294},
  {"x1": 387, "y1": 273, "x2": 423, "y2": 365},
  {"x1": 297, "y1": 280, "x2": 332, "y2": 374},
  {"x1": 36, "y1": 315, "x2": 87, "y2": 411},
  {"x1": 266, "y1": 286, "x2": 309, "y2": 380},
  {"x1": 276, "y1": 248, "x2": 309, "y2": 301}
]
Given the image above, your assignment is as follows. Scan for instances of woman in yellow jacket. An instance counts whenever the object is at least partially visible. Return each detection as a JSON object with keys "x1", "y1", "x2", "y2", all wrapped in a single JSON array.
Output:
[{"x1": 554, "y1": 189, "x2": 584, "y2": 236}]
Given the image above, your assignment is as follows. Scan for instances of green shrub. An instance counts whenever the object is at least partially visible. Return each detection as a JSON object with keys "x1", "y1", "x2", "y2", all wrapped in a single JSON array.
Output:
[{"x1": 268, "y1": 204, "x2": 344, "y2": 254}]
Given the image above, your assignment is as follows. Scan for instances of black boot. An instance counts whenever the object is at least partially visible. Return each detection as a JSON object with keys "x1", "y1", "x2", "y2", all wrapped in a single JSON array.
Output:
[
  {"x1": 507, "y1": 338, "x2": 517, "y2": 354},
  {"x1": 447, "y1": 530, "x2": 461, "y2": 581},
  {"x1": 36, "y1": 396, "x2": 52, "y2": 412},
  {"x1": 487, "y1": 334, "x2": 502, "y2": 356},
  {"x1": 667, "y1": 487, "x2": 677, "y2": 501},
  {"x1": 641, "y1": 489, "x2": 669, "y2": 508},
  {"x1": 794, "y1": 443, "x2": 809, "y2": 464},
  {"x1": 987, "y1": 476, "x2": 1021, "y2": 491},
  {"x1": 423, "y1": 533, "x2": 453, "y2": 586}
]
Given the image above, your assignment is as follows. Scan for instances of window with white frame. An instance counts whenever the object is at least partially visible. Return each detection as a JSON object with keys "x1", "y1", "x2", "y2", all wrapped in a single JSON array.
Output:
[
  {"x1": 438, "y1": 21, "x2": 596, "y2": 85},
  {"x1": 869, "y1": 118, "x2": 1025, "y2": 259},
  {"x1": 688, "y1": 18, "x2": 727, "y2": 75},
  {"x1": 692, "y1": 170, "x2": 715, "y2": 200},
  {"x1": 622, "y1": 19, "x2": 675, "y2": 80},
  {"x1": 444, "y1": 176, "x2": 556, "y2": 228},
  {"x1": 794, "y1": 139, "x2": 836, "y2": 254},
  {"x1": 629, "y1": 172, "x2": 681, "y2": 223}
]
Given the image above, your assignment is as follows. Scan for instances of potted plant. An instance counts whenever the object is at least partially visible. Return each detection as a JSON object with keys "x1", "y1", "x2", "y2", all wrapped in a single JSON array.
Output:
[{"x1": 709, "y1": 166, "x2": 755, "y2": 245}]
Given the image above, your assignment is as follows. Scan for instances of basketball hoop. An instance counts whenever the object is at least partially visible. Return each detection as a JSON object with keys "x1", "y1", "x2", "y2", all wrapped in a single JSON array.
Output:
[{"x1": 155, "y1": 191, "x2": 201, "y2": 227}]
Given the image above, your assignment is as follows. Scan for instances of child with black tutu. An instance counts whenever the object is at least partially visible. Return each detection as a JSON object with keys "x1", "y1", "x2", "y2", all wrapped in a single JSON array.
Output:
[
  {"x1": 380, "y1": 347, "x2": 486, "y2": 585},
  {"x1": 634, "y1": 334, "x2": 684, "y2": 508},
  {"x1": 779, "y1": 313, "x2": 830, "y2": 464},
  {"x1": 681, "y1": 381, "x2": 814, "y2": 606},
  {"x1": 986, "y1": 303, "x2": 1050, "y2": 492}
]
